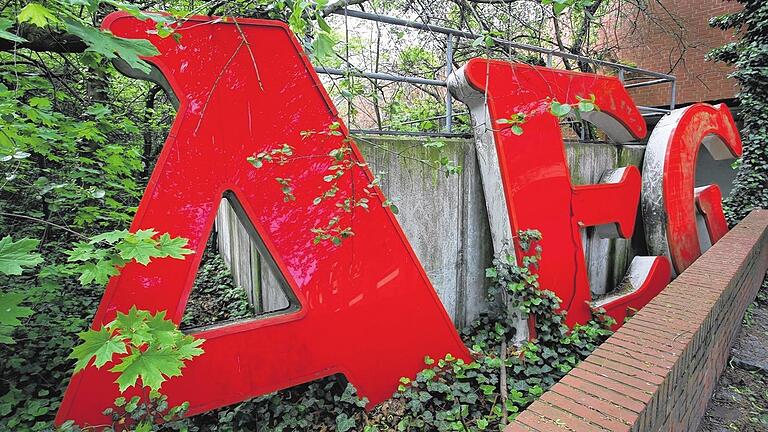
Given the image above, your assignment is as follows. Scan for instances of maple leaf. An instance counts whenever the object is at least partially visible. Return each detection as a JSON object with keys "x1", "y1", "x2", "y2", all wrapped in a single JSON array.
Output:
[
  {"x1": 144, "y1": 311, "x2": 180, "y2": 348},
  {"x1": 0, "y1": 292, "x2": 32, "y2": 326},
  {"x1": 77, "y1": 259, "x2": 120, "y2": 285},
  {"x1": 0, "y1": 18, "x2": 27, "y2": 43},
  {"x1": 89, "y1": 229, "x2": 129, "y2": 244},
  {"x1": 66, "y1": 241, "x2": 105, "y2": 262},
  {"x1": 115, "y1": 237, "x2": 160, "y2": 265},
  {"x1": 109, "y1": 307, "x2": 154, "y2": 346},
  {"x1": 69, "y1": 327, "x2": 127, "y2": 371},
  {"x1": 62, "y1": 18, "x2": 159, "y2": 74},
  {"x1": 175, "y1": 335, "x2": 205, "y2": 360},
  {"x1": 16, "y1": 3, "x2": 59, "y2": 28},
  {"x1": 132, "y1": 229, "x2": 158, "y2": 241},
  {"x1": 155, "y1": 233, "x2": 193, "y2": 259},
  {"x1": 110, "y1": 345, "x2": 185, "y2": 392},
  {"x1": 0, "y1": 236, "x2": 43, "y2": 276}
]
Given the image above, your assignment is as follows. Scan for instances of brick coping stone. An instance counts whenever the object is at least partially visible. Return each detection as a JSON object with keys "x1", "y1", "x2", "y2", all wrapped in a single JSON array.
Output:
[{"x1": 506, "y1": 210, "x2": 768, "y2": 432}]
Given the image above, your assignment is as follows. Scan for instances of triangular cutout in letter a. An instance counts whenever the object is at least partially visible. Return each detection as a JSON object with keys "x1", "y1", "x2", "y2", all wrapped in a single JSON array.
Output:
[{"x1": 56, "y1": 12, "x2": 469, "y2": 427}]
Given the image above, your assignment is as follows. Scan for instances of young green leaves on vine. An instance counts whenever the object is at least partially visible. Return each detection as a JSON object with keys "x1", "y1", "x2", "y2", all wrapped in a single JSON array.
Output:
[
  {"x1": 542, "y1": 0, "x2": 597, "y2": 15},
  {"x1": 69, "y1": 307, "x2": 204, "y2": 392},
  {"x1": 247, "y1": 143, "x2": 294, "y2": 168},
  {"x1": 311, "y1": 216, "x2": 353, "y2": 246},
  {"x1": 549, "y1": 94, "x2": 598, "y2": 120},
  {"x1": 422, "y1": 140, "x2": 463, "y2": 177},
  {"x1": 64, "y1": 229, "x2": 193, "y2": 286},
  {"x1": 496, "y1": 112, "x2": 527, "y2": 136}
]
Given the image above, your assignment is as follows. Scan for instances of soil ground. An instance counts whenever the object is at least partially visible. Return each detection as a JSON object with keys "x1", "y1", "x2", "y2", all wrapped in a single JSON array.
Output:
[{"x1": 698, "y1": 287, "x2": 768, "y2": 431}]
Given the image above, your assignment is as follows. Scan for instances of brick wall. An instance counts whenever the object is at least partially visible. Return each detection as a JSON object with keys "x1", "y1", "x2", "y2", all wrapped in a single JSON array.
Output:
[
  {"x1": 601, "y1": 0, "x2": 742, "y2": 107},
  {"x1": 506, "y1": 210, "x2": 768, "y2": 432}
]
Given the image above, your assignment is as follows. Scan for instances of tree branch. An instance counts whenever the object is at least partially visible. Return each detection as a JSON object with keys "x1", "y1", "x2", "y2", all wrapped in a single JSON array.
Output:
[
  {"x1": 321, "y1": 0, "x2": 371, "y2": 16},
  {"x1": 0, "y1": 25, "x2": 86, "y2": 53}
]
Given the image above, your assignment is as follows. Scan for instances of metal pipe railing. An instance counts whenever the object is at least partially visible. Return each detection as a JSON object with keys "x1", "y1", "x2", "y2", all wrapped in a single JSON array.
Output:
[
  {"x1": 333, "y1": 9, "x2": 677, "y2": 81},
  {"x1": 319, "y1": 8, "x2": 677, "y2": 136},
  {"x1": 315, "y1": 66, "x2": 446, "y2": 87}
]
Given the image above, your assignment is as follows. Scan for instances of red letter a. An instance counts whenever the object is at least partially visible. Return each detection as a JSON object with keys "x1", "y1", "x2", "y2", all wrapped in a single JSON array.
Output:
[{"x1": 56, "y1": 13, "x2": 469, "y2": 426}]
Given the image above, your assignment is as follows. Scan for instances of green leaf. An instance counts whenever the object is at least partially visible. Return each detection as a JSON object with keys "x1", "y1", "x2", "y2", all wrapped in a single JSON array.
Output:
[
  {"x1": 155, "y1": 233, "x2": 193, "y2": 259},
  {"x1": 77, "y1": 260, "x2": 120, "y2": 285},
  {"x1": 62, "y1": 18, "x2": 159, "y2": 74},
  {"x1": 549, "y1": 100, "x2": 572, "y2": 118},
  {"x1": 17, "y1": 3, "x2": 59, "y2": 28},
  {"x1": 312, "y1": 32, "x2": 336, "y2": 62},
  {"x1": 0, "y1": 292, "x2": 33, "y2": 332},
  {"x1": 89, "y1": 229, "x2": 129, "y2": 244},
  {"x1": 510, "y1": 125, "x2": 524, "y2": 136},
  {"x1": 0, "y1": 18, "x2": 27, "y2": 43},
  {"x1": 110, "y1": 307, "x2": 153, "y2": 346},
  {"x1": 577, "y1": 101, "x2": 591, "y2": 112},
  {"x1": 69, "y1": 327, "x2": 127, "y2": 371},
  {"x1": 144, "y1": 310, "x2": 179, "y2": 348},
  {"x1": 0, "y1": 236, "x2": 43, "y2": 275},
  {"x1": 110, "y1": 345, "x2": 186, "y2": 392},
  {"x1": 116, "y1": 236, "x2": 160, "y2": 265},
  {"x1": 336, "y1": 413, "x2": 356, "y2": 432},
  {"x1": 174, "y1": 334, "x2": 205, "y2": 360}
]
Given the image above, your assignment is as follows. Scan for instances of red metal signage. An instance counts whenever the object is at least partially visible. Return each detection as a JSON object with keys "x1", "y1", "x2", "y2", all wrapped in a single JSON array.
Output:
[
  {"x1": 56, "y1": 12, "x2": 470, "y2": 426},
  {"x1": 642, "y1": 103, "x2": 742, "y2": 274},
  {"x1": 448, "y1": 59, "x2": 672, "y2": 329},
  {"x1": 56, "y1": 14, "x2": 742, "y2": 427}
]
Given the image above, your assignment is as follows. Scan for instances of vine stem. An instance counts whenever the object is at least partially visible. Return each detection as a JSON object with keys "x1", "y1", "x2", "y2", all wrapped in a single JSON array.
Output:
[
  {"x1": 0, "y1": 212, "x2": 88, "y2": 240},
  {"x1": 500, "y1": 300, "x2": 509, "y2": 425}
]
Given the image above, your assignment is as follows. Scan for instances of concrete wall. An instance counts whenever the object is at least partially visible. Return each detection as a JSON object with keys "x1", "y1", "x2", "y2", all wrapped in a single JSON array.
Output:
[{"x1": 214, "y1": 135, "x2": 743, "y2": 328}]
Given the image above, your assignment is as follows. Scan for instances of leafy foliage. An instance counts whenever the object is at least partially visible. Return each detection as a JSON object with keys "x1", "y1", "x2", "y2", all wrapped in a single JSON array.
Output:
[
  {"x1": 180, "y1": 251, "x2": 252, "y2": 329},
  {"x1": 0, "y1": 236, "x2": 43, "y2": 276},
  {"x1": 549, "y1": 94, "x2": 598, "y2": 120},
  {"x1": 178, "y1": 231, "x2": 612, "y2": 432},
  {"x1": 0, "y1": 292, "x2": 33, "y2": 344},
  {"x1": 709, "y1": 0, "x2": 768, "y2": 223},
  {"x1": 0, "y1": 236, "x2": 41, "y2": 344},
  {"x1": 63, "y1": 229, "x2": 193, "y2": 285}
]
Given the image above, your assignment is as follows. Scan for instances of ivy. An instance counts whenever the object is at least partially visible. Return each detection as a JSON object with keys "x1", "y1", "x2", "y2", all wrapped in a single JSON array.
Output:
[
  {"x1": 180, "y1": 251, "x2": 252, "y2": 329},
  {"x1": 709, "y1": 0, "x2": 768, "y2": 224},
  {"x1": 179, "y1": 231, "x2": 612, "y2": 432}
]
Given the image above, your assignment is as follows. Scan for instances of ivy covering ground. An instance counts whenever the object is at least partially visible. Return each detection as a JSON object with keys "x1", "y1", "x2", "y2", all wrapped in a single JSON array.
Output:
[{"x1": 179, "y1": 232, "x2": 613, "y2": 432}]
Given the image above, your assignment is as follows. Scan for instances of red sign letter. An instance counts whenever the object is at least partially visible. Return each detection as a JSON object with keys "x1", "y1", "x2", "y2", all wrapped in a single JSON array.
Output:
[
  {"x1": 642, "y1": 103, "x2": 742, "y2": 274},
  {"x1": 449, "y1": 59, "x2": 671, "y2": 329},
  {"x1": 56, "y1": 13, "x2": 469, "y2": 426}
]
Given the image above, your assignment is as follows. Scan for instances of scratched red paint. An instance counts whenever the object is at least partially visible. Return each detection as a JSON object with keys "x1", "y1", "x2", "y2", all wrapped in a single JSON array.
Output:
[
  {"x1": 695, "y1": 185, "x2": 729, "y2": 244},
  {"x1": 648, "y1": 103, "x2": 742, "y2": 273},
  {"x1": 55, "y1": 12, "x2": 469, "y2": 427},
  {"x1": 456, "y1": 59, "x2": 671, "y2": 328},
  {"x1": 55, "y1": 13, "x2": 743, "y2": 427}
]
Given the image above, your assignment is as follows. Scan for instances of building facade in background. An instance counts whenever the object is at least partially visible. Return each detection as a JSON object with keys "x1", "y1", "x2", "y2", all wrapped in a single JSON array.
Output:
[{"x1": 605, "y1": 0, "x2": 741, "y2": 107}]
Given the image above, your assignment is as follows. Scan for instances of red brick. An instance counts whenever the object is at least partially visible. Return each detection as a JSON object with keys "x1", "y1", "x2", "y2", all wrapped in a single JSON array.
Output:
[
  {"x1": 540, "y1": 391, "x2": 631, "y2": 431},
  {"x1": 505, "y1": 212, "x2": 768, "y2": 432},
  {"x1": 550, "y1": 383, "x2": 639, "y2": 425}
]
